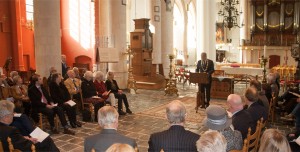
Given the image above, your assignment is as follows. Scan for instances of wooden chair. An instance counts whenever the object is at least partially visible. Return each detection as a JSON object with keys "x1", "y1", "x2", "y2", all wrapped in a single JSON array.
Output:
[
  {"x1": 1, "y1": 86, "x2": 12, "y2": 99},
  {"x1": 42, "y1": 77, "x2": 49, "y2": 93},
  {"x1": 38, "y1": 113, "x2": 60, "y2": 131},
  {"x1": 7, "y1": 137, "x2": 36, "y2": 152},
  {"x1": 78, "y1": 91, "x2": 95, "y2": 122},
  {"x1": 268, "y1": 95, "x2": 276, "y2": 123},
  {"x1": 0, "y1": 140, "x2": 4, "y2": 152},
  {"x1": 245, "y1": 120, "x2": 261, "y2": 152}
]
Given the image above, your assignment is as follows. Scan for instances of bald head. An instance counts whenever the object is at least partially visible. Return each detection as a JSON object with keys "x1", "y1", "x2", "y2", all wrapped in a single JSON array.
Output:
[
  {"x1": 166, "y1": 100, "x2": 186, "y2": 124},
  {"x1": 227, "y1": 94, "x2": 243, "y2": 113}
]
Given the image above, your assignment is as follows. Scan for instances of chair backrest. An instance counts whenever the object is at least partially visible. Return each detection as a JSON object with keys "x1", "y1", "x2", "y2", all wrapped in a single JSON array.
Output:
[
  {"x1": 246, "y1": 120, "x2": 261, "y2": 152},
  {"x1": 0, "y1": 140, "x2": 4, "y2": 152},
  {"x1": 1, "y1": 87, "x2": 11, "y2": 99},
  {"x1": 7, "y1": 137, "x2": 22, "y2": 152},
  {"x1": 42, "y1": 77, "x2": 49, "y2": 93}
]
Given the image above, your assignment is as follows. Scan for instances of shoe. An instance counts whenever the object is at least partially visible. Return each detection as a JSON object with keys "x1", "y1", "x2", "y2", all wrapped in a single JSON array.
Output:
[
  {"x1": 64, "y1": 128, "x2": 75, "y2": 135},
  {"x1": 118, "y1": 110, "x2": 126, "y2": 115},
  {"x1": 75, "y1": 121, "x2": 82, "y2": 127},
  {"x1": 126, "y1": 109, "x2": 133, "y2": 114},
  {"x1": 51, "y1": 128, "x2": 60, "y2": 134},
  {"x1": 70, "y1": 122, "x2": 77, "y2": 128}
]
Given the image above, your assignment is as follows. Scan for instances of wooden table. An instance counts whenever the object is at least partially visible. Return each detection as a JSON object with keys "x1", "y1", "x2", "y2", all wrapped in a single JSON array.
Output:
[{"x1": 211, "y1": 77, "x2": 234, "y2": 99}]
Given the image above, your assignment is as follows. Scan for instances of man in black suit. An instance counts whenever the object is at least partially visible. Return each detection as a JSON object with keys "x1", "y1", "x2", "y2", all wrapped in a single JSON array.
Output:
[
  {"x1": 84, "y1": 106, "x2": 137, "y2": 152},
  {"x1": 244, "y1": 87, "x2": 268, "y2": 124},
  {"x1": 61, "y1": 54, "x2": 68, "y2": 78},
  {"x1": 227, "y1": 94, "x2": 255, "y2": 139},
  {"x1": 148, "y1": 100, "x2": 200, "y2": 152},
  {"x1": 196, "y1": 52, "x2": 215, "y2": 107},
  {"x1": 28, "y1": 74, "x2": 74, "y2": 135},
  {"x1": 0, "y1": 100, "x2": 59, "y2": 151}
]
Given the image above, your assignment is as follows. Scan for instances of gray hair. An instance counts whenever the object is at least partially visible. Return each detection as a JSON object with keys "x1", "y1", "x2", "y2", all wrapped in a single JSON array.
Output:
[
  {"x1": 98, "y1": 106, "x2": 119, "y2": 127},
  {"x1": 10, "y1": 71, "x2": 18, "y2": 78},
  {"x1": 12, "y1": 75, "x2": 21, "y2": 84},
  {"x1": 94, "y1": 71, "x2": 105, "y2": 81},
  {"x1": 196, "y1": 130, "x2": 227, "y2": 152},
  {"x1": 72, "y1": 67, "x2": 79, "y2": 72},
  {"x1": 0, "y1": 100, "x2": 15, "y2": 119},
  {"x1": 83, "y1": 71, "x2": 93, "y2": 79},
  {"x1": 166, "y1": 100, "x2": 186, "y2": 124},
  {"x1": 259, "y1": 129, "x2": 291, "y2": 152}
]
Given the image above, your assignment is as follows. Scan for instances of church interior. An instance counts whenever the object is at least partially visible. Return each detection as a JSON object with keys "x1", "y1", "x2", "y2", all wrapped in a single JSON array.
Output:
[{"x1": 1, "y1": 0, "x2": 300, "y2": 151}]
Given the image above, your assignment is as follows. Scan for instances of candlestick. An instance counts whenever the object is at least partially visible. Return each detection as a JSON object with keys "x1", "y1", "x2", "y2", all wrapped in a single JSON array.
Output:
[{"x1": 264, "y1": 45, "x2": 266, "y2": 57}]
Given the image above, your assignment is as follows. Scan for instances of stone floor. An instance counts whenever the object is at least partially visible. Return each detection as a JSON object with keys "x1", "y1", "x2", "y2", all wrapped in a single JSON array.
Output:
[{"x1": 49, "y1": 82, "x2": 295, "y2": 152}]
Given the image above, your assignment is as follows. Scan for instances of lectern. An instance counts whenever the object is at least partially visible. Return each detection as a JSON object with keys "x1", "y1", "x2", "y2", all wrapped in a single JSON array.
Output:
[{"x1": 190, "y1": 72, "x2": 208, "y2": 113}]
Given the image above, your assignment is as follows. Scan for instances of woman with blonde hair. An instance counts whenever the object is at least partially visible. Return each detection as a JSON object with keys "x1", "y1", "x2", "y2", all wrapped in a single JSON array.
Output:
[
  {"x1": 258, "y1": 129, "x2": 291, "y2": 152},
  {"x1": 106, "y1": 143, "x2": 135, "y2": 152},
  {"x1": 196, "y1": 130, "x2": 227, "y2": 152}
]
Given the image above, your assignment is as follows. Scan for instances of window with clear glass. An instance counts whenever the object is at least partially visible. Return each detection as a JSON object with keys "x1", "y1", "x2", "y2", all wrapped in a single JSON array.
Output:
[{"x1": 26, "y1": 0, "x2": 34, "y2": 21}]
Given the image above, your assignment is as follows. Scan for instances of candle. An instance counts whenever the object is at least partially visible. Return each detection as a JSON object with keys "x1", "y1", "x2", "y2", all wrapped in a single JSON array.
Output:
[{"x1": 264, "y1": 45, "x2": 266, "y2": 57}]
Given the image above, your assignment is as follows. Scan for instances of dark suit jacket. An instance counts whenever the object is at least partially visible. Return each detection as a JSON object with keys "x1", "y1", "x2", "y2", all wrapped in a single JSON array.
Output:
[
  {"x1": 0, "y1": 122, "x2": 59, "y2": 151},
  {"x1": 232, "y1": 109, "x2": 255, "y2": 140},
  {"x1": 105, "y1": 79, "x2": 120, "y2": 93},
  {"x1": 28, "y1": 84, "x2": 52, "y2": 109},
  {"x1": 246, "y1": 102, "x2": 268, "y2": 124},
  {"x1": 81, "y1": 78, "x2": 97, "y2": 98},
  {"x1": 84, "y1": 129, "x2": 137, "y2": 152},
  {"x1": 62, "y1": 62, "x2": 68, "y2": 78},
  {"x1": 196, "y1": 59, "x2": 214, "y2": 82},
  {"x1": 148, "y1": 125, "x2": 200, "y2": 152},
  {"x1": 49, "y1": 82, "x2": 71, "y2": 106}
]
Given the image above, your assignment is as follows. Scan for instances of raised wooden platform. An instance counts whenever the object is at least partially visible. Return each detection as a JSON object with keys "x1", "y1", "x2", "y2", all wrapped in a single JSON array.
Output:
[{"x1": 134, "y1": 74, "x2": 166, "y2": 90}]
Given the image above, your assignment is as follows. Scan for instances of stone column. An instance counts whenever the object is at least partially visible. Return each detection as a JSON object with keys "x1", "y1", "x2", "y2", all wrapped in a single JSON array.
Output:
[
  {"x1": 161, "y1": 0, "x2": 174, "y2": 77},
  {"x1": 108, "y1": 0, "x2": 127, "y2": 88},
  {"x1": 34, "y1": 0, "x2": 61, "y2": 77},
  {"x1": 96, "y1": 0, "x2": 112, "y2": 72},
  {"x1": 240, "y1": 0, "x2": 248, "y2": 63},
  {"x1": 197, "y1": 0, "x2": 216, "y2": 62},
  {"x1": 151, "y1": 0, "x2": 162, "y2": 65}
]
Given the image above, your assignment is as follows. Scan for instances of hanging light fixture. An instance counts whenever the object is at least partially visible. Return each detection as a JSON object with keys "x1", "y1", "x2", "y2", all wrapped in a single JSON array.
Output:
[{"x1": 218, "y1": 0, "x2": 243, "y2": 30}]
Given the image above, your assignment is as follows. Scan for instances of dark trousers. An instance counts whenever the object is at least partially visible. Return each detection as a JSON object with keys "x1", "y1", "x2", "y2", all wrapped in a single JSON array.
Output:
[
  {"x1": 114, "y1": 93, "x2": 129, "y2": 111},
  {"x1": 94, "y1": 102, "x2": 104, "y2": 120},
  {"x1": 39, "y1": 106, "x2": 68, "y2": 128},
  {"x1": 36, "y1": 136, "x2": 60, "y2": 152},
  {"x1": 11, "y1": 114, "x2": 34, "y2": 136},
  {"x1": 61, "y1": 104, "x2": 77, "y2": 123},
  {"x1": 200, "y1": 81, "x2": 212, "y2": 104}
]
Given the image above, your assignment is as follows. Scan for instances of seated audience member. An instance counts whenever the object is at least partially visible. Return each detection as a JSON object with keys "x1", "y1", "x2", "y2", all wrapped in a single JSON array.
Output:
[
  {"x1": 0, "y1": 74, "x2": 9, "y2": 87},
  {"x1": 10, "y1": 113, "x2": 35, "y2": 136},
  {"x1": 11, "y1": 75, "x2": 31, "y2": 116},
  {"x1": 204, "y1": 105, "x2": 243, "y2": 151},
  {"x1": 105, "y1": 71, "x2": 132, "y2": 115},
  {"x1": 259, "y1": 129, "x2": 291, "y2": 152},
  {"x1": 6, "y1": 71, "x2": 18, "y2": 86},
  {"x1": 28, "y1": 74, "x2": 75, "y2": 135},
  {"x1": 61, "y1": 54, "x2": 68, "y2": 78},
  {"x1": 47, "y1": 67, "x2": 57, "y2": 85},
  {"x1": 244, "y1": 87, "x2": 268, "y2": 123},
  {"x1": 0, "y1": 100, "x2": 59, "y2": 151},
  {"x1": 250, "y1": 80, "x2": 269, "y2": 111},
  {"x1": 267, "y1": 73, "x2": 279, "y2": 98},
  {"x1": 49, "y1": 73, "x2": 81, "y2": 128},
  {"x1": 94, "y1": 71, "x2": 116, "y2": 107},
  {"x1": 81, "y1": 71, "x2": 105, "y2": 120},
  {"x1": 64, "y1": 70, "x2": 82, "y2": 100},
  {"x1": 196, "y1": 130, "x2": 227, "y2": 152},
  {"x1": 106, "y1": 143, "x2": 135, "y2": 152},
  {"x1": 84, "y1": 106, "x2": 137, "y2": 152},
  {"x1": 73, "y1": 67, "x2": 82, "y2": 80},
  {"x1": 148, "y1": 100, "x2": 200, "y2": 152},
  {"x1": 227, "y1": 94, "x2": 255, "y2": 140}
]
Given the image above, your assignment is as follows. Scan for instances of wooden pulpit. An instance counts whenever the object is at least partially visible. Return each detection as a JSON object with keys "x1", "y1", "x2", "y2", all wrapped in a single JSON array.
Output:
[{"x1": 190, "y1": 72, "x2": 209, "y2": 112}]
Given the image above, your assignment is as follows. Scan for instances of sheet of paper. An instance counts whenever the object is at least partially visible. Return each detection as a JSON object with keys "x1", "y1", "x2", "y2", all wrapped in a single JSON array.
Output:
[
  {"x1": 66, "y1": 100, "x2": 76, "y2": 107},
  {"x1": 13, "y1": 113, "x2": 22, "y2": 117},
  {"x1": 51, "y1": 103, "x2": 58, "y2": 107},
  {"x1": 92, "y1": 96, "x2": 100, "y2": 99},
  {"x1": 295, "y1": 136, "x2": 300, "y2": 146},
  {"x1": 30, "y1": 127, "x2": 49, "y2": 142}
]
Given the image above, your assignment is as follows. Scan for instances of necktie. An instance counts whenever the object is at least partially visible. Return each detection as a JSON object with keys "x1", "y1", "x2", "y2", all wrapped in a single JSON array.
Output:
[
  {"x1": 73, "y1": 79, "x2": 78, "y2": 91},
  {"x1": 38, "y1": 87, "x2": 48, "y2": 104}
]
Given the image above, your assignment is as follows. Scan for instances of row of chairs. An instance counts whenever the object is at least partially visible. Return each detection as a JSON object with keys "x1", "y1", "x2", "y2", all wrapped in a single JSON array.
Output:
[{"x1": 0, "y1": 137, "x2": 36, "y2": 152}]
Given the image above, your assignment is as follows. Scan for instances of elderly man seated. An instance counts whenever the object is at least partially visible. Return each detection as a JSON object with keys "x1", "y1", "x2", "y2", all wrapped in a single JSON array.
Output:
[
  {"x1": 84, "y1": 106, "x2": 137, "y2": 152},
  {"x1": 148, "y1": 100, "x2": 200, "y2": 151},
  {"x1": 0, "y1": 100, "x2": 59, "y2": 151}
]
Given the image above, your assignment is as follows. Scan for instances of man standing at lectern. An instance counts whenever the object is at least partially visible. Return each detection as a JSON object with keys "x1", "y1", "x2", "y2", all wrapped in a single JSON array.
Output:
[{"x1": 196, "y1": 52, "x2": 215, "y2": 108}]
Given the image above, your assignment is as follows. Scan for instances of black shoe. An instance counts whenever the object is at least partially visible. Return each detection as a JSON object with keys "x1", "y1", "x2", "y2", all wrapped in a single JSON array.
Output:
[
  {"x1": 75, "y1": 121, "x2": 82, "y2": 127},
  {"x1": 51, "y1": 128, "x2": 60, "y2": 134},
  {"x1": 126, "y1": 109, "x2": 133, "y2": 114},
  {"x1": 64, "y1": 128, "x2": 75, "y2": 135},
  {"x1": 118, "y1": 110, "x2": 126, "y2": 115},
  {"x1": 70, "y1": 122, "x2": 77, "y2": 128},
  {"x1": 200, "y1": 105, "x2": 205, "y2": 109}
]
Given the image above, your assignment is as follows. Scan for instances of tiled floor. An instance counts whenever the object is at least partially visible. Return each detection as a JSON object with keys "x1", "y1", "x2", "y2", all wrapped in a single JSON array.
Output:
[{"x1": 49, "y1": 82, "x2": 295, "y2": 152}]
